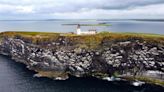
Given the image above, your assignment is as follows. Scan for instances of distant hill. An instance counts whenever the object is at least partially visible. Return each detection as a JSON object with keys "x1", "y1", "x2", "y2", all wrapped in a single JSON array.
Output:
[{"x1": 133, "y1": 19, "x2": 164, "y2": 22}]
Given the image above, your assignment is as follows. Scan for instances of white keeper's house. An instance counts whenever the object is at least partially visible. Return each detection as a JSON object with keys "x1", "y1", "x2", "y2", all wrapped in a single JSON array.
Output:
[{"x1": 76, "y1": 24, "x2": 97, "y2": 35}]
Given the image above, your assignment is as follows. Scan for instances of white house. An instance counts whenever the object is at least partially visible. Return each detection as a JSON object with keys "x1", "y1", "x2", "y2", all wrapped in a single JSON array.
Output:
[{"x1": 76, "y1": 24, "x2": 97, "y2": 35}]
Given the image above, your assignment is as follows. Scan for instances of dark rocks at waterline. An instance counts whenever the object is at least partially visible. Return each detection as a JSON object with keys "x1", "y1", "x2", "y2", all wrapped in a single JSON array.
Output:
[
  {"x1": 0, "y1": 37, "x2": 164, "y2": 86},
  {"x1": 0, "y1": 55, "x2": 164, "y2": 92}
]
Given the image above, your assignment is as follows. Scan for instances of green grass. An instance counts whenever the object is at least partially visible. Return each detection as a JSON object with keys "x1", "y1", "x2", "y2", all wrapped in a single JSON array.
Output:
[
  {"x1": 114, "y1": 32, "x2": 164, "y2": 37},
  {"x1": 0, "y1": 31, "x2": 59, "y2": 38},
  {"x1": 121, "y1": 76, "x2": 164, "y2": 86},
  {"x1": 37, "y1": 71, "x2": 68, "y2": 79},
  {"x1": 0, "y1": 31, "x2": 61, "y2": 44},
  {"x1": 1, "y1": 31, "x2": 164, "y2": 48}
]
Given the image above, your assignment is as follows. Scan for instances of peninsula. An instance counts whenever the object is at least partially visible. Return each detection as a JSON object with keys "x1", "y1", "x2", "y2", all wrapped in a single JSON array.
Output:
[{"x1": 0, "y1": 31, "x2": 164, "y2": 86}]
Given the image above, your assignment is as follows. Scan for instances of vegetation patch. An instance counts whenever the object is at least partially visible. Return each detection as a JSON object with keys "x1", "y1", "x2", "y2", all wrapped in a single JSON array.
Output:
[
  {"x1": 1, "y1": 31, "x2": 164, "y2": 47},
  {"x1": 37, "y1": 71, "x2": 69, "y2": 79},
  {"x1": 120, "y1": 76, "x2": 164, "y2": 87}
]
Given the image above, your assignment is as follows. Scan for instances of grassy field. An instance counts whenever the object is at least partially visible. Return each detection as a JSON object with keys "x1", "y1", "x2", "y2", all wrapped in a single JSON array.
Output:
[
  {"x1": 1, "y1": 31, "x2": 163, "y2": 38},
  {"x1": 0, "y1": 31, "x2": 164, "y2": 47}
]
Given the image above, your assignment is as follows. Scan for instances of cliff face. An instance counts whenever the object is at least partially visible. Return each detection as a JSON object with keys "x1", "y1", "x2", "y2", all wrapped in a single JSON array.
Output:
[{"x1": 0, "y1": 32, "x2": 164, "y2": 85}]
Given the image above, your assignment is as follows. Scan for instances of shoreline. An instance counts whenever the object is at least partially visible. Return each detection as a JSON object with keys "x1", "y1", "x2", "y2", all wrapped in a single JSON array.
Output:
[{"x1": 0, "y1": 31, "x2": 164, "y2": 87}]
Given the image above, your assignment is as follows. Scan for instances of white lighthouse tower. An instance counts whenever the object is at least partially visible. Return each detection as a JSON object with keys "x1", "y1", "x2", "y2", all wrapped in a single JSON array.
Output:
[
  {"x1": 76, "y1": 24, "x2": 97, "y2": 35},
  {"x1": 76, "y1": 24, "x2": 81, "y2": 35}
]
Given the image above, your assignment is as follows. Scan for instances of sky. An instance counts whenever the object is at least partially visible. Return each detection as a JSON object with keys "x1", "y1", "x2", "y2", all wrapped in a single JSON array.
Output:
[{"x1": 0, "y1": 0, "x2": 164, "y2": 20}]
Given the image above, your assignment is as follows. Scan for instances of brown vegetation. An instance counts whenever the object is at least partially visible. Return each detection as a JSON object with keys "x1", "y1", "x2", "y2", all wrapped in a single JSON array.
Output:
[{"x1": 1, "y1": 31, "x2": 164, "y2": 47}]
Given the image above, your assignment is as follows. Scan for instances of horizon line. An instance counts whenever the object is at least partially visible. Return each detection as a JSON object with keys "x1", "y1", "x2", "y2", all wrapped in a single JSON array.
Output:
[{"x1": 0, "y1": 18, "x2": 164, "y2": 21}]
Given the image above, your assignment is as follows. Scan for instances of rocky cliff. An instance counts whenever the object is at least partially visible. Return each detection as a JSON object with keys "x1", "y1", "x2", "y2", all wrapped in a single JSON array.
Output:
[{"x1": 0, "y1": 32, "x2": 164, "y2": 86}]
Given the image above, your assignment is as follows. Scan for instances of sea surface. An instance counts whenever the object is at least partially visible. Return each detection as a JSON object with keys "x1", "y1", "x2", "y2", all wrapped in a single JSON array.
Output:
[
  {"x1": 0, "y1": 20, "x2": 164, "y2": 92},
  {"x1": 0, "y1": 19, "x2": 164, "y2": 34},
  {"x1": 0, "y1": 55, "x2": 164, "y2": 92}
]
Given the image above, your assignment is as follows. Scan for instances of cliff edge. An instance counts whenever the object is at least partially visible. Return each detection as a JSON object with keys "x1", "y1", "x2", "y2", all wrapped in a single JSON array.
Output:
[{"x1": 0, "y1": 31, "x2": 164, "y2": 86}]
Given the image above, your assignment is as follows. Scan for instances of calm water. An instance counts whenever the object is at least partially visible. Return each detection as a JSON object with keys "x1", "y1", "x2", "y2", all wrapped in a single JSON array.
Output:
[
  {"x1": 0, "y1": 55, "x2": 164, "y2": 92},
  {"x1": 0, "y1": 20, "x2": 164, "y2": 34},
  {"x1": 0, "y1": 20, "x2": 164, "y2": 92}
]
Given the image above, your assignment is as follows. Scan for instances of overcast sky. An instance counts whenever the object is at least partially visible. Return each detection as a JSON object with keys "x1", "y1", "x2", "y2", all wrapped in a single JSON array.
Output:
[{"x1": 0, "y1": 0, "x2": 164, "y2": 19}]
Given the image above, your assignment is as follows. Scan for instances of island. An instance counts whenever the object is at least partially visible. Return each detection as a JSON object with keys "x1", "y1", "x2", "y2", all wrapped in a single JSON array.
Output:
[{"x1": 0, "y1": 31, "x2": 163, "y2": 86}]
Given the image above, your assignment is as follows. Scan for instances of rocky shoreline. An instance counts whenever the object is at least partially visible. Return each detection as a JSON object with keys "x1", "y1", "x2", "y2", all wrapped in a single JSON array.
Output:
[{"x1": 0, "y1": 33, "x2": 164, "y2": 86}]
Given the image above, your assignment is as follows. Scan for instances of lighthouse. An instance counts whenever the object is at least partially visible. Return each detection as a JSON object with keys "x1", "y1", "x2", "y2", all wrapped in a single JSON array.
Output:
[
  {"x1": 76, "y1": 24, "x2": 97, "y2": 35},
  {"x1": 76, "y1": 24, "x2": 81, "y2": 35}
]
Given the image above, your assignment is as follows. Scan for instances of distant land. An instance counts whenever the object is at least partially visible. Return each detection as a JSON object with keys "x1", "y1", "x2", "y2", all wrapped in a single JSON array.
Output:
[
  {"x1": 0, "y1": 19, "x2": 164, "y2": 22},
  {"x1": 132, "y1": 19, "x2": 164, "y2": 22}
]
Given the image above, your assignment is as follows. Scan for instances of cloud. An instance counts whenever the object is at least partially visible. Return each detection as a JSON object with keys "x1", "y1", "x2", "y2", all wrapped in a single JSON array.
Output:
[
  {"x1": 16, "y1": 6, "x2": 34, "y2": 14},
  {"x1": 0, "y1": 4, "x2": 34, "y2": 14},
  {"x1": 0, "y1": 0, "x2": 164, "y2": 19},
  {"x1": 52, "y1": 4, "x2": 164, "y2": 19}
]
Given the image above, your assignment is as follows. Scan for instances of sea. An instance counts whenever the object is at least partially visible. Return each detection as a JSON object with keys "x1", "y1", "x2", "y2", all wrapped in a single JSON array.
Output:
[
  {"x1": 0, "y1": 19, "x2": 164, "y2": 34},
  {"x1": 0, "y1": 19, "x2": 164, "y2": 92}
]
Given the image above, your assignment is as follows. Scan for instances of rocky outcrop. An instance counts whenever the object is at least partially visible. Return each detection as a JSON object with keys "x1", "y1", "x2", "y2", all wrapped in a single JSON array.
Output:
[{"x1": 0, "y1": 36, "x2": 164, "y2": 85}]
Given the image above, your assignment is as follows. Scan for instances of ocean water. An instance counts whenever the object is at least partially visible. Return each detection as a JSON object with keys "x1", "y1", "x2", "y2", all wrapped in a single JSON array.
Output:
[
  {"x1": 0, "y1": 20, "x2": 164, "y2": 92},
  {"x1": 0, "y1": 55, "x2": 163, "y2": 92},
  {"x1": 0, "y1": 20, "x2": 164, "y2": 34}
]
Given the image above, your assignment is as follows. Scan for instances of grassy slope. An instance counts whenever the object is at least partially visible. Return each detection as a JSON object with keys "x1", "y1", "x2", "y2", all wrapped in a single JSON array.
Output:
[
  {"x1": 0, "y1": 31, "x2": 60, "y2": 44},
  {"x1": 0, "y1": 31, "x2": 164, "y2": 47}
]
